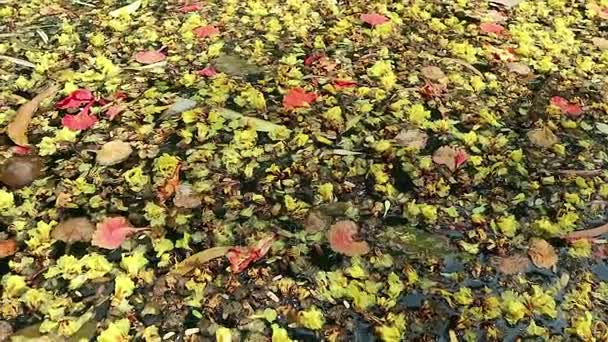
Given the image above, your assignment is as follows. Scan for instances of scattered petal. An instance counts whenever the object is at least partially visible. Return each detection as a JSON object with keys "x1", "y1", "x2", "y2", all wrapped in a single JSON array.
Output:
[
  {"x1": 283, "y1": 88, "x2": 317, "y2": 110},
  {"x1": 550, "y1": 96, "x2": 583, "y2": 117},
  {"x1": 52, "y1": 217, "x2": 95, "y2": 243},
  {"x1": 134, "y1": 50, "x2": 166, "y2": 64},
  {"x1": 327, "y1": 220, "x2": 370, "y2": 257},
  {"x1": 433, "y1": 146, "x2": 469, "y2": 172},
  {"x1": 527, "y1": 127, "x2": 558, "y2": 148},
  {"x1": 528, "y1": 238, "x2": 558, "y2": 269},
  {"x1": 360, "y1": 13, "x2": 389, "y2": 26},
  {"x1": 394, "y1": 129, "x2": 428, "y2": 149},
  {"x1": 96, "y1": 140, "x2": 133, "y2": 166},
  {"x1": 91, "y1": 216, "x2": 141, "y2": 249},
  {"x1": 8, "y1": 84, "x2": 60, "y2": 147},
  {"x1": 0, "y1": 239, "x2": 17, "y2": 258},
  {"x1": 480, "y1": 22, "x2": 505, "y2": 34},
  {"x1": 193, "y1": 25, "x2": 219, "y2": 38}
]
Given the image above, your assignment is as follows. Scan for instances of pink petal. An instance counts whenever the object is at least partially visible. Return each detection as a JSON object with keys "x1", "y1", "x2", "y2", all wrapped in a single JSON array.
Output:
[
  {"x1": 179, "y1": 4, "x2": 202, "y2": 13},
  {"x1": 480, "y1": 22, "x2": 506, "y2": 34},
  {"x1": 193, "y1": 25, "x2": 219, "y2": 38},
  {"x1": 327, "y1": 220, "x2": 370, "y2": 257},
  {"x1": 196, "y1": 66, "x2": 218, "y2": 77},
  {"x1": 134, "y1": 50, "x2": 167, "y2": 64},
  {"x1": 283, "y1": 88, "x2": 317, "y2": 110},
  {"x1": 91, "y1": 216, "x2": 139, "y2": 250},
  {"x1": 333, "y1": 79, "x2": 358, "y2": 89},
  {"x1": 360, "y1": 13, "x2": 389, "y2": 26},
  {"x1": 62, "y1": 104, "x2": 98, "y2": 131}
]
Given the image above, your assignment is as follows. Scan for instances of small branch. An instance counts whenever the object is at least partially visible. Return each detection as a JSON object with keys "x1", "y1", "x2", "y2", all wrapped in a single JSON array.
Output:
[
  {"x1": 566, "y1": 223, "x2": 608, "y2": 240},
  {"x1": 557, "y1": 169, "x2": 604, "y2": 177}
]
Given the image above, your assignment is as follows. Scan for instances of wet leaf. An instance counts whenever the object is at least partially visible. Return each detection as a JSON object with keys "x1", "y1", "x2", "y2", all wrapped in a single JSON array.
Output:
[
  {"x1": 8, "y1": 84, "x2": 60, "y2": 146},
  {"x1": 283, "y1": 88, "x2": 317, "y2": 110},
  {"x1": 96, "y1": 140, "x2": 133, "y2": 166},
  {"x1": 227, "y1": 235, "x2": 275, "y2": 273},
  {"x1": 360, "y1": 13, "x2": 389, "y2": 26},
  {"x1": 51, "y1": 217, "x2": 95, "y2": 243},
  {"x1": 0, "y1": 238, "x2": 17, "y2": 258},
  {"x1": 91, "y1": 216, "x2": 142, "y2": 250},
  {"x1": 327, "y1": 220, "x2": 370, "y2": 257},
  {"x1": 527, "y1": 127, "x2": 558, "y2": 148},
  {"x1": 133, "y1": 50, "x2": 166, "y2": 64},
  {"x1": 432, "y1": 146, "x2": 469, "y2": 171},
  {"x1": 173, "y1": 246, "x2": 232, "y2": 275},
  {"x1": 528, "y1": 238, "x2": 558, "y2": 269},
  {"x1": 493, "y1": 254, "x2": 530, "y2": 275},
  {"x1": 394, "y1": 129, "x2": 428, "y2": 149}
]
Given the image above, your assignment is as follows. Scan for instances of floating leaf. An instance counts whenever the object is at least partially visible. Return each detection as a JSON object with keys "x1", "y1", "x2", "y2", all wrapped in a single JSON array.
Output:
[
  {"x1": 420, "y1": 66, "x2": 446, "y2": 81},
  {"x1": 218, "y1": 108, "x2": 290, "y2": 133},
  {"x1": 193, "y1": 25, "x2": 219, "y2": 38},
  {"x1": 62, "y1": 108, "x2": 98, "y2": 131},
  {"x1": 394, "y1": 129, "x2": 428, "y2": 149},
  {"x1": 51, "y1": 217, "x2": 95, "y2": 243},
  {"x1": 283, "y1": 88, "x2": 317, "y2": 110},
  {"x1": 479, "y1": 22, "x2": 505, "y2": 34},
  {"x1": 527, "y1": 127, "x2": 558, "y2": 148},
  {"x1": 96, "y1": 140, "x2": 133, "y2": 166},
  {"x1": 197, "y1": 66, "x2": 218, "y2": 77},
  {"x1": 493, "y1": 254, "x2": 530, "y2": 275},
  {"x1": 173, "y1": 246, "x2": 232, "y2": 275},
  {"x1": 91, "y1": 216, "x2": 142, "y2": 249},
  {"x1": 8, "y1": 84, "x2": 59, "y2": 146},
  {"x1": 55, "y1": 89, "x2": 94, "y2": 109},
  {"x1": 133, "y1": 50, "x2": 166, "y2": 64},
  {"x1": 360, "y1": 13, "x2": 389, "y2": 26},
  {"x1": 179, "y1": 4, "x2": 202, "y2": 13},
  {"x1": 109, "y1": 0, "x2": 142, "y2": 17},
  {"x1": 432, "y1": 146, "x2": 469, "y2": 171},
  {"x1": 226, "y1": 235, "x2": 275, "y2": 273},
  {"x1": 332, "y1": 79, "x2": 358, "y2": 89},
  {"x1": 0, "y1": 238, "x2": 17, "y2": 258},
  {"x1": 550, "y1": 96, "x2": 583, "y2": 117},
  {"x1": 163, "y1": 98, "x2": 197, "y2": 117},
  {"x1": 327, "y1": 220, "x2": 370, "y2": 256},
  {"x1": 528, "y1": 238, "x2": 558, "y2": 269},
  {"x1": 212, "y1": 53, "x2": 263, "y2": 77}
]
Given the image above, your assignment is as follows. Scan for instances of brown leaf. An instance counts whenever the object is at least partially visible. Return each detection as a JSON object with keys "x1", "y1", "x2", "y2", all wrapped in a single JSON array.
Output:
[
  {"x1": 173, "y1": 246, "x2": 232, "y2": 275},
  {"x1": 528, "y1": 238, "x2": 558, "y2": 269},
  {"x1": 51, "y1": 217, "x2": 95, "y2": 243},
  {"x1": 327, "y1": 220, "x2": 370, "y2": 256},
  {"x1": 507, "y1": 62, "x2": 531, "y2": 76},
  {"x1": 492, "y1": 254, "x2": 530, "y2": 275},
  {"x1": 527, "y1": 127, "x2": 558, "y2": 148},
  {"x1": 592, "y1": 37, "x2": 608, "y2": 50},
  {"x1": 304, "y1": 210, "x2": 330, "y2": 233},
  {"x1": 7, "y1": 84, "x2": 60, "y2": 146},
  {"x1": 566, "y1": 222, "x2": 608, "y2": 240},
  {"x1": 420, "y1": 66, "x2": 446, "y2": 81},
  {"x1": 394, "y1": 129, "x2": 428, "y2": 149},
  {"x1": 0, "y1": 239, "x2": 17, "y2": 258},
  {"x1": 432, "y1": 146, "x2": 469, "y2": 172},
  {"x1": 173, "y1": 183, "x2": 202, "y2": 208},
  {"x1": 96, "y1": 140, "x2": 133, "y2": 166}
]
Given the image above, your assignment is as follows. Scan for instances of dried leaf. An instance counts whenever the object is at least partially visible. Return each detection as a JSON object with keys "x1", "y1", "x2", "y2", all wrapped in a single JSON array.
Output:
[
  {"x1": 8, "y1": 84, "x2": 59, "y2": 146},
  {"x1": 527, "y1": 127, "x2": 558, "y2": 148},
  {"x1": 157, "y1": 164, "x2": 181, "y2": 203},
  {"x1": 173, "y1": 183, "x2": 202, "y2": 208},
  {"x1": 173, "y1": 246, "x2": 232, "y2": 275},
  {"x1": 51, "y1": 217, "x2": 95, "y2": 243},
  {"x1": 493, "y1": 254, "x2": 530, "y2": 275},
  {"x1": 507, "y1": 62, "x2": 531, "y2": 75},
  {"x1": 432, "y1": 146, "x2": 469, "y2": 171},
  {"x1": 91, "y1": 216, "x2": 141, "y2": 250},
  {"x1": 528, "y1": 238, "x2": 558, "y2": 269},
  {"x1": 0, "y1": 238, "x2": 17, "y2": 258},
  {"x1": 566, "y1": 223, "x2": 608, "y2": 240},
  {"x1": 96, "y1": 140, "x2": 133, "y2": 166},
  {"x1": 283, "y1": 88, "x2": 317, "y2": 110},
  {"x1": 226, "y1": 235, "x2": 274, "y2": 273},
  {"x1": 394, "y1": 129, "x2": 428, "y2": 149},
  {"x1": 420, "y1": 66, "x2": 446, "y2": 81},
  {"x1": 327, "y1": 220, "x2": 370, "y2": 256},
  {"x1": 592, "y1": 37, "x2": 608, "y2": 50}
]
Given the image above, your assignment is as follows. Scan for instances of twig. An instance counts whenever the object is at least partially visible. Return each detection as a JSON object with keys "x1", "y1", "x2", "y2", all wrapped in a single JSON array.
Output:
[
  {"x1": 557, "y1": 169, "x2": 603, "y2": 177},
  {"x1": 566, "y1": 223, "x2": 608, "y2": 240},
  {"x1": 0, "y1": 54, "x2": 36, "y2": 68}
]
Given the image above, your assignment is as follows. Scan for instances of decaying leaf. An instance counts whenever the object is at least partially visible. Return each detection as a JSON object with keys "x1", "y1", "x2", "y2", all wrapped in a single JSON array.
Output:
[
  {"x1": 432, "y1": 146, "x2": 469, "y2": 171},
  {"x1": 528, "y1": 238, "x2": 558, "y2": 269},
  {"x1": 51, "y1": 217, "x2": 95, "y2": 243},
  {"x1": 493, "y1": 254, "x2": 530, "y2": 275},
  {"x1": 91, "y1": 216, "x2": 142, "y2": 250},
  {"x1": 218, "y1": 108, "x2": 290, "y2": 133},
  {"x1": 420, "y1": 66, "x2": 446, "y2": 81},
  {"x1": 0, "y1": 238, "x2": 17, "y2": 258},
  {"x1": 394, "y1": 129, "x2": 428, "y2": 149},
  {"x1": 173, "y1": 183, "x2": 202, "y2": 208},
  {"x1": 173, "y1": 246, "x2": 232, "y2": 275},
  {"x1": 96, "y1": 140, "x2": 133, "y2": 166},
  {"x1": 7, "y1": 84, "x2": 60, "y2": 146},
  {"x1": 226, "y1": 235, "x2": 275, "y2": 273},
  {"x1": 327, "y1": 220, "x2": 370, "y2": 256},
  {"x1": 527, "y1": 127, "x2": 558, "y2": 148}
]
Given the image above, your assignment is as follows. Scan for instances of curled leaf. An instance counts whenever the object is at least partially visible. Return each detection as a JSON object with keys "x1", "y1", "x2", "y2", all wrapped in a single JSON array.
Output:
[
  {"x1": 432, "y1": 146, "x2": 469, "y2": 171},
  {"x1": 528, "y1": 238, "x2": 558, "y2": 269},
  {"x1": 96, "y1": 140, "x2": 133, "y2": 166},
  {"x1": 52, "y1": 217, "x2": 95, "y2": 243},
  {"x1": 134, "y1": 50, "x2": 166, "y2": 64},
  {"x1": 327, "y1": 220, "x2": 370, "y2": 256},
  {"x1": 8, "y1": 84, "x2": 60, "y2": 146},
  {"x1": 91, "y1": 216, "x2": 141, "y2": 249},
  {"x1": 0, "y1": 239, "x2": 17, "y2": 258},
  {"x1": 527, "y1": 127, "x2": 558, "y2": 148}
]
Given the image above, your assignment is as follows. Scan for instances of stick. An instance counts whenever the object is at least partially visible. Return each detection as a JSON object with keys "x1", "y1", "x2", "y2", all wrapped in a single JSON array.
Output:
[{"x1": 566, "y1": 223, "x2": 608, "y2": 240}]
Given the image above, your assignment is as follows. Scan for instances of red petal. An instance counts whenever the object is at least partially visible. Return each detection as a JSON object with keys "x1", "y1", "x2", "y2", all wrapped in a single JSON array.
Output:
[
  {"x1": 193, "y1": 25, "x2": 219, "y2": 38},
  {"x1": 333, "y1": 79, "x2": 358, "y2": 89},
  {"x1": 134, "y1": 50, "x2": 166, "y2": 64},
  {"x1": 360, "y1": 13, "x2": 389, "y2": 26},
  {"x1": 62, "y1": 105, "x2": 98, "y2": 131},
  {"x1": 196, "y1": 66, "x2": 218, "y2": 77},
  {"x1": 327, "y1": 220, "x2": 370, "y2": 256},
  {"x1": 92, "y1": 216, "x2": 139, "y2": 250},
  {"x1": 179, "y1": 4, "x2": 202, "y2": 13},
  {"x1": 283, "y1": 88, "x2": 317, "y2": 110},
  {"x1": 480, "y1": 22, "x2": 505, "y2": 34}
]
